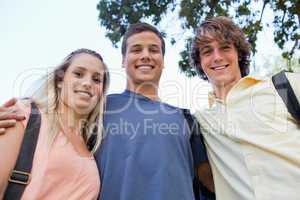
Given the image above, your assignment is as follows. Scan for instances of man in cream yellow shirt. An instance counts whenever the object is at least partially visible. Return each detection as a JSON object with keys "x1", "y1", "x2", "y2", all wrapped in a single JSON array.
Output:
[{"x1": 190, "y1": 16, "x2": 300, "y2": 200}]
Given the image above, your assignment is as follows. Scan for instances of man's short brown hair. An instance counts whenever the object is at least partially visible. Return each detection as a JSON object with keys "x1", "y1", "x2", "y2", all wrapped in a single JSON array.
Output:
[
  {"x1": 121, "y1": 22, "x2": 165, "y2": 57},
  {"x1": 190, "y1": 16, "x2": 251, "y2": 80}
]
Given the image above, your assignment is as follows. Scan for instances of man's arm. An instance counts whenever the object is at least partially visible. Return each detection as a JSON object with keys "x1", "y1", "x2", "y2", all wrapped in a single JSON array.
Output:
[
  {"x1": 189, "y1": 119, "x2": 215, "y2": 193},
  {"x1": 0, "y1": 98, "x2": 25, "y2": 134},
  {"x1": 197, "y1": 161, "x2": 214, "y2": 192}
]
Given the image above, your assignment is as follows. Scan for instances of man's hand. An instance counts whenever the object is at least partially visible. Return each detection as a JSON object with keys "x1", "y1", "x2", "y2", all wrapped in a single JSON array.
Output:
[{"x1": 0, "y1": 98, "x2": 25, "y2": 134}]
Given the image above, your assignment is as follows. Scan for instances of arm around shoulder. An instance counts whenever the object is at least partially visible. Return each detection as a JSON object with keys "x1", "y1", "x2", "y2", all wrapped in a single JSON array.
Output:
[{"x1": 0, "y1": 98, "x2": 26, "y2": 130}]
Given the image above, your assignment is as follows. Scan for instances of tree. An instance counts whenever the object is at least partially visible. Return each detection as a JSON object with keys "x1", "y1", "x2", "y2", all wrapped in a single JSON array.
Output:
[
  {"x1": 259, "y1": 54, "x2": 300, "y2": 76},
  {"x1": 97, "y1": 0, "x2": 300, "y2": 76}
]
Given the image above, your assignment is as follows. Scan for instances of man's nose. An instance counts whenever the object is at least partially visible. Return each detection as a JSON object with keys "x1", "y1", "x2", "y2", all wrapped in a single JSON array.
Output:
[
  {"x1": 141, "y1": 49, "x2": 151, "y2": 61},
  {"x1": 212, "y1": 49, "x2": 223, "y2": 62}
]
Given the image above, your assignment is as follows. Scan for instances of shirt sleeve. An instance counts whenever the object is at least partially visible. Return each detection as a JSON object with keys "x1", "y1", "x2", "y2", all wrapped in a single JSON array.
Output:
[{"x1": 190, "y1": 115, "x2": 208, "y2": 165}]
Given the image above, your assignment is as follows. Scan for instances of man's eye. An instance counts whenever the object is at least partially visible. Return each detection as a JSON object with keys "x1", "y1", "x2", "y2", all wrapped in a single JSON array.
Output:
[
  {"x1": 201, "y1": 49, "x2": 212, "y2": 55},
  {"x1": 222, "y1": 45, "x2": 231, "y2": 50},
  {"x1": 150, "y1": 48, "x2": 160, "y2": 53},
  {"x1": 131, "y1": 48, "x2": 141, "y2": 53}
]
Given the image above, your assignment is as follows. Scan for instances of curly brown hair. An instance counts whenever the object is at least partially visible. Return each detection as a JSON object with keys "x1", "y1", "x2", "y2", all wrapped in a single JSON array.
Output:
[{"x1": 190, "y1": 16, "x2": 251, "y2": 80}]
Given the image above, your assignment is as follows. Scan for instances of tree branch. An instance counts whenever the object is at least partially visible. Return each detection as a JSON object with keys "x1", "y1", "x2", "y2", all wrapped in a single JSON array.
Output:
[
  {"x1": 289, "y1": 38, "x2": 299, "y2": 57},
  {"x1": 258, "y1": 0, "x2": 268, "y2": 23}
]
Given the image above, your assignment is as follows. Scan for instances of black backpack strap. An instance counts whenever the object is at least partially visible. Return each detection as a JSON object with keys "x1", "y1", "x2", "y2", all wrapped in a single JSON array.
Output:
[
  {"x1": 4, "y1": 101, "x2": 41, "y2": 200},
  {"x1": 183, "y1": 109, "x2": 215, "y2": 200},
  {"x1": 272, "y1": 70, "x2": 300, "y2": 123}
]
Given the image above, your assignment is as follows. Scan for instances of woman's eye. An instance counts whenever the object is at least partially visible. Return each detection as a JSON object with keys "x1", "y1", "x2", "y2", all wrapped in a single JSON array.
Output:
[
  {"x1": 73, "y1": 71, "x2": 82, "y2": 77},
  {"x1": 94, "y1": 79, "x2": 101, "y2": 83},
  {"x1": 93, "y1": 76, "x2": 102, "y2": 83}
]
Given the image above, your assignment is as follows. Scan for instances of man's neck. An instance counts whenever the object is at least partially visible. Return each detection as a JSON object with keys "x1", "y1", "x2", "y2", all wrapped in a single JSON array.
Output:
[
  {"x1": 213, "y1": 82, "x2": 236, "y2": 101},
  {"x1": 126, "y1": 83, "x2": 160, "y2": 101}
]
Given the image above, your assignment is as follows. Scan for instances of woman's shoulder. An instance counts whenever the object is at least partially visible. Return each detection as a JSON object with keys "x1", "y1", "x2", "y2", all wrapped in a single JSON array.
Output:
[{"x1": 13, "y1": 99, "x2": 36, "y2": 128}]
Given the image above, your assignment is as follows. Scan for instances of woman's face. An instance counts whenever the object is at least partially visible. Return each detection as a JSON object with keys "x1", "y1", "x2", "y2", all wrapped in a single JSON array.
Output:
[{"x1": 58, "y1": 53, "x2": 104, "y2": 117}]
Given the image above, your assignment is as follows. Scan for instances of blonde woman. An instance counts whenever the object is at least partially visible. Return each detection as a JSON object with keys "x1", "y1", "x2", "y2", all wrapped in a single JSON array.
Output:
[{"x1": 0, "y1": 48, "x2": 109, "y2": 199}]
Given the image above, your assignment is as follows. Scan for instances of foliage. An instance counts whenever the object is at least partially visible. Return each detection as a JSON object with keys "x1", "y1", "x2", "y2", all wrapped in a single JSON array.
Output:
[
  {"x1": 97, "y1": 0, "x2": 176, "y2": 47},
  {"x1": 97, "y1": 0, "x2": 300, "y2": 76},
  {"x1": 260, "y1": 54, "x2": 300, "y2": 76}
]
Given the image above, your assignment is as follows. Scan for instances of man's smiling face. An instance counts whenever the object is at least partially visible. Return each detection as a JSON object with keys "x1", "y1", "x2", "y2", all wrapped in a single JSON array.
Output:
[
  {"x1": 122, "y1": 31, "x2": 164, "y2": 89},
  {"x1": 199, "y1": 34, "x2": 242, "y2": 88}
]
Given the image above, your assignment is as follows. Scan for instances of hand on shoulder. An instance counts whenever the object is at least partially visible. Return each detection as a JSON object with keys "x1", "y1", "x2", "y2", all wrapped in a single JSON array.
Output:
[{"x1": 0, "y1": 98, "x2": 27, "y2": 133}]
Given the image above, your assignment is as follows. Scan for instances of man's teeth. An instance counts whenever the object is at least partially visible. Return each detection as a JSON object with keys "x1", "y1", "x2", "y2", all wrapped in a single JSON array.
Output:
[
  {"x1": 137, "y1": 65, "x2": 153, "y2": 70},
  {"x1": 215, "y1": 66, "x2": 226, "y2": 70},
  {"x1": 213, "y1": 65, "x2": 228, "y2": 70}
]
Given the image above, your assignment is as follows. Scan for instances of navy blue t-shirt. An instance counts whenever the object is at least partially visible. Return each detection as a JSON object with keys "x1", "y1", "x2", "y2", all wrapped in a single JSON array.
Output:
[{"x1": 95, "y1": 90, "x2": 208, "y2": 200}]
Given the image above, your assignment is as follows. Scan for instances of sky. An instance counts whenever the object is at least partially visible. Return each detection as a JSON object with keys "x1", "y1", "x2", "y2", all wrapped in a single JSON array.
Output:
[{"x1": 0, "y1": 0, "x2": 283, "y2": 111}]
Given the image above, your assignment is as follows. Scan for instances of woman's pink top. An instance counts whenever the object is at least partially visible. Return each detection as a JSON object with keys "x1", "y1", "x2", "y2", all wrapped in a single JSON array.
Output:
[{"x1": 16, "y1": 102, "x2": 100, "y2": 200}]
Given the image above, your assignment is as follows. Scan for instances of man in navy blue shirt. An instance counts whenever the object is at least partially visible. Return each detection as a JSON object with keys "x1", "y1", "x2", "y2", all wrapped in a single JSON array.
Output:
[
  {"x1": 0, "y1": 23, "x2": 214, "y2": 199},
  {"x1": 97, "y1": 23, "x2": 214, "y2": 200}
]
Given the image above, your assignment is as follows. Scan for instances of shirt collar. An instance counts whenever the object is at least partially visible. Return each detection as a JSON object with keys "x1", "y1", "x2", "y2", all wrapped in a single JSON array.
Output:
[
  {"x1": 208, "y1": 75, "x2": 266, "y2": 108},
  {"x1": 122, "y1": 89, "x2": 148, "y2": 100},
  {"x1": 122, "y1": 89, "x2": 161, "y2": 102},
  {"x1": 208, "y1": 92, "x2": 223, "y2": 108}
]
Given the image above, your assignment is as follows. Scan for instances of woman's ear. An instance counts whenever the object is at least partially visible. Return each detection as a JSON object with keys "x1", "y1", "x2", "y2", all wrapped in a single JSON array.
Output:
[{"x1": 57, "y1": 82, "x2": 62, "y2": 89}]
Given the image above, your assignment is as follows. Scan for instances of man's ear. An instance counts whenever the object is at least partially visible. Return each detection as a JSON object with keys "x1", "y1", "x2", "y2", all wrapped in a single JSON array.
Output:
[
  {"x1": 121, "y1": 57, "x2": 125, "y2": 68},
  {"x1": 162, "y1": 55, "x2": 165, "y2": 68}
]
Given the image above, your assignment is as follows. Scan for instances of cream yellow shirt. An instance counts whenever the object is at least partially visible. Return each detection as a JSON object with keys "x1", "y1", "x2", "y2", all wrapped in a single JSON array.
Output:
[{"x1": 195, "y1": 73, "x2": 300, "y2": 200}]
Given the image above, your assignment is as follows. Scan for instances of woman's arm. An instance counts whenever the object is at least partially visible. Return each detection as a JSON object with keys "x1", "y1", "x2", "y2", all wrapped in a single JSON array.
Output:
[{"x1": 0, "y1": 122, "x2": 25, "y2": 198}]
